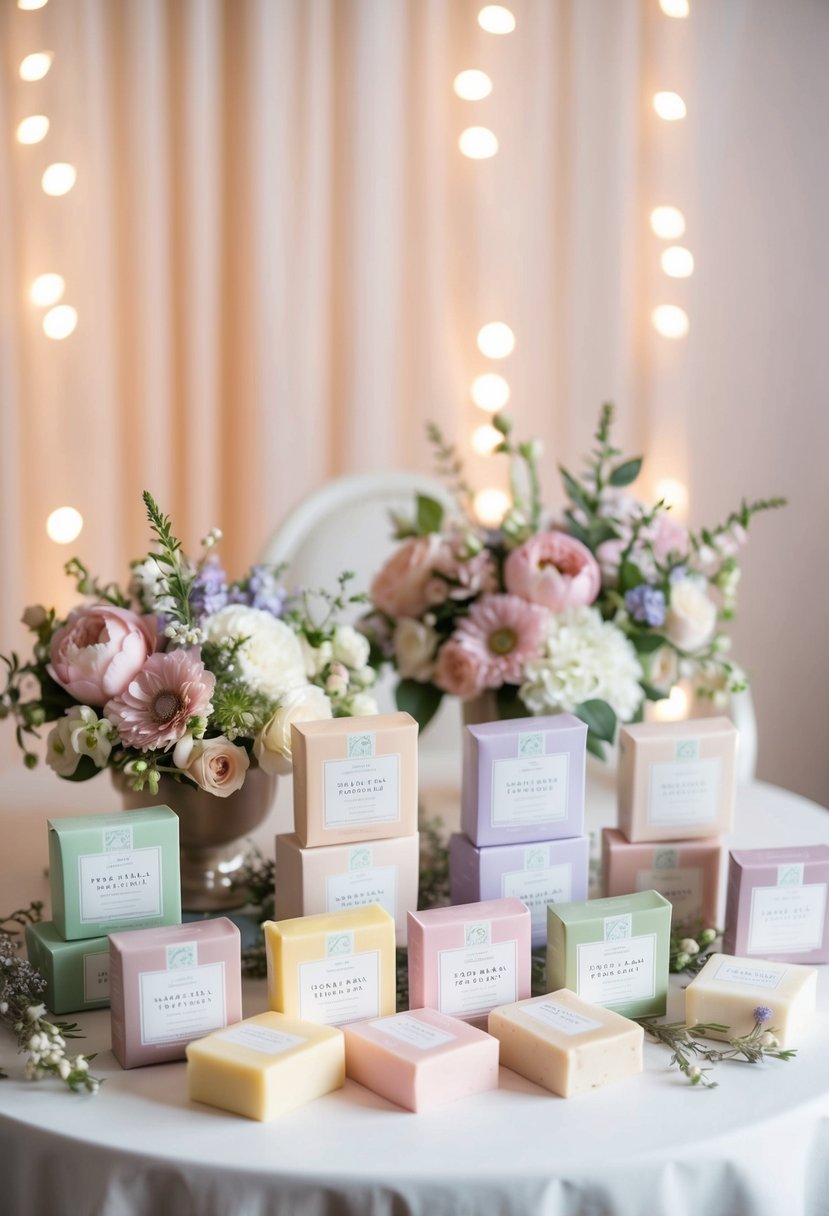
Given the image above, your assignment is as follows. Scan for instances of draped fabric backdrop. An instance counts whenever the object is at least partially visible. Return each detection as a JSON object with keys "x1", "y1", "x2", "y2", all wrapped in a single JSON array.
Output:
[{"x1": 1, "y1": 0, "x2": 827, "y2": 802}]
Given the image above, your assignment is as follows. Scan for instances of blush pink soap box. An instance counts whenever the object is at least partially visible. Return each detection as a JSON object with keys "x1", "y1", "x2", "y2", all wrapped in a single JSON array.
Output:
[
  {"x1": 723, "y1": 846, "x2": 829, "y2": 964},
  {"x1": 602, "y1": 829, "x2": 722, "y2": 932}
]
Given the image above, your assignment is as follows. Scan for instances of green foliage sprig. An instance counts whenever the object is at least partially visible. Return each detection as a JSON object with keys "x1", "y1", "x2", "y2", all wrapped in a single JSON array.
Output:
[{"x1": 639, "y1": 1014, "x2": 796, "y2": 1088}]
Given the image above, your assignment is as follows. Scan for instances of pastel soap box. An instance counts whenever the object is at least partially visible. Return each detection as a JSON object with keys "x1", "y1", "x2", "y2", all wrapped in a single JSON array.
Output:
[
  {"x1": 344, "y1": 1008, "x2": 499, "y2": 1112},
  {"x1": 25, "y1": 921, "x2": 110, "y2": 1015},
  {"x1": 602, "y1": 829, "x2": 722, "y2": 931},
  {"x1": 109, "y1": 917, "x2": 242, "y2": 1069},
  {"x1": 48, "y1": 807, "x2": 181, "y2": 940},
  {"x1": 723, "y1": 846, "x2": 829, "y2": 964},
  {"x1": 291, "y1": 712, "x2": 418, "y2": 848},
  {"x1": 462, "y1": 715, "x2": 586, "y2": 847},
  {"x1": 617, "y1": 718, "x2": 737, "y2": 842},
  {"x1": 685, "y1": 953, "x2": 817, "y2": 1049}
]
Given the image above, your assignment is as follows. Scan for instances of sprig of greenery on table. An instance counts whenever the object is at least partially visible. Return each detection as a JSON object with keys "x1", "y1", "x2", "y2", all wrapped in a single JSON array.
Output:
[
  {"x1": 639, "y1": 1011, "x2": 796, "y2": 1088},
  {"x1": 0, "y1": 903, "x2": 101, "y2": 1093},
  {"x1": 669, "y1": 925, "x2": 720, "y2": 975}
]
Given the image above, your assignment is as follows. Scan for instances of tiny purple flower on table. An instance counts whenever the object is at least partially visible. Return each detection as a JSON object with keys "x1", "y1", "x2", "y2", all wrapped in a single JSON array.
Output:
[
  {"x1": 753, "y1": 1006, "x2": 773, "y2": 1024},
  {"x1": 105, "y1": 649, "x2": 215, "y2": 751},
  {"x1": 624, "y1": 584, "x2": 667, "y2": 628}
]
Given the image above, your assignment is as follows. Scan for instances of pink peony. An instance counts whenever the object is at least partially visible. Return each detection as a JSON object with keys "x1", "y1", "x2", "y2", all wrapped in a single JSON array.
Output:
[
  {"x1": 105, "y1": 648, "x2": 215, "y2": 751},
  {"x1": 434, "y1": 638, "x2": 488, "y2": 699},
  {"x1": 183, "y1": 737, "x2": 249, "y2": 797},
  {"x1": 370, "y1": 536, "x2": 444, "y2": 620},
  {"x1": 49, "y1": 604, "x2": 157, "y2": 706},
  {"x1": 652, "y1": 515, "x2": 689, "y2": 562},
  {"x1": 450, "y1": 593, "x2": 548, "y2": 690},
  {"x1": 504, "y1": 532, "x2": 601, "y2": 612}
]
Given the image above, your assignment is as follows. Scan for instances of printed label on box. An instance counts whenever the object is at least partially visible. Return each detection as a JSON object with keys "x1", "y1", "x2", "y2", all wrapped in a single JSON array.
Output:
[
  {"x1": 78, "y1": 846, "x2": 162, "y2": 925},
  {"x1": 167, "y1": 942, "x2": 198, "y2": 970},
  {"x1": 326, "y1": 865, "x2": 397, "y2": 918},
  {"x1": 368, "y1": 1013, "x2": 456, "y2": 1051},
  {"x1": 577, "y1": 934, "x2": 656, "y2": 1007},
  {"x1": 438, "y1": 939, "x2": 517, "y2": 1020},
  {"x1": 747, "y1": 884, "x2": 827, "y2": 954},
  {"x1": 502, "y1": 863, "x2": 572, "y2": 936},
  {"x1": 82, "y1": 951, "x2": 110, "y2": 1002},
  {"x1": 636, "y1": 866, "x2": 703, "y2": 926},
  {"x1": 714, "y1": 959, "x2": 784, "y2": 989},
  {"x1": 220, "y1": 1024, "x2": 306, "y2": 1056},
  {"x1": 323, "y1": 754, "x2": 400, "y2": 828},
  {"x1": 521, "y1": 999, "x2": 603, "y2": 1037},
  {"x1": 778, "y1": 863, "x2": 805, "y2": 887},
  {"x1": 139, "y1": 961, "x2": 227, "y2": 1045},
  {"x1": 647, "y1": 758, "x2": 722, "y2": 827},
  {"x1": 103, "y1": 825, "x2": 133, "y2": 852},
  {"x1": 491, "y1": 752, "x2": 569, "y2": 828},
  {"x1": 298, "y1": 950, "x2": 380, "y2": 1026}
]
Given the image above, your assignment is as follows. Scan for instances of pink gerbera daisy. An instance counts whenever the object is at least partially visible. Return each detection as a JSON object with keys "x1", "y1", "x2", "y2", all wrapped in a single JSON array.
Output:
[
  {"x1": 454, "y1": 593, "x2": 548, "y2": 688},
  {"x1": 105, "y1": 648, "x2": 215, "y2": 752}
]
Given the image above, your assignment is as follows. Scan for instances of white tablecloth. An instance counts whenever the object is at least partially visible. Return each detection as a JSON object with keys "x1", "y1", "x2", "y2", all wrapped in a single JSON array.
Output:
[{"x1": 1, "y1": 776, "x2": 828, "y2": 1216}]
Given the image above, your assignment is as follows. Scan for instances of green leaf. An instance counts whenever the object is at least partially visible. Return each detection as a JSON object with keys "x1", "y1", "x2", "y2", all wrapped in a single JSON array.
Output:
[
  {"x1": 586, "y1": 734, "x2": 607, "y2": 761},
  {"x1": 61, "y1": 755, "x2": 100, "y2": 783},
  {"x1": 415, "y1": 494, "x2": 444, "y2": 536},
  {"x1": 395, "y1": 679, "x2": 443, "y2": 732},
  {"x1": 619, "y1": 560, "x2": 645, "y2": 593},
  {"x1": 641, "y1": 682, "x2": 668, "y2": 701},
  {"x1": 563, "y1": 511, "x2": 590, "y2": 546},
  {"x1": 631, "y1": 632, "x2": 668, "y2": 655},
  {"x1": 587, "y1": 520, "x2": 619, "y2": 549},
  {"x1": 559, "y1": 466, "x2": 594, "y2": 518},
  {"x1": 575, "y1": 698, "x2": 617, "y2": 743},
  {"x1": 609, "y1": 457, "x2": 643, "y2": 488}
]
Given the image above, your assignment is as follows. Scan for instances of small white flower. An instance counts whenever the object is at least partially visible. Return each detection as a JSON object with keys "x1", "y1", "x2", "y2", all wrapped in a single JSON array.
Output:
[
  {"x1": 26, "y1": 1004, "x2": 45, "y2": 1022},
  {"x1": 666, "y1": 577, "x2": 717, "y2": 653},
  {"x1": 74, "y1": 1056, "x2": 88, "y2": 1072},
  {"x1": 688, "y1": 1065, "x2": 701, "y2": 1080},
  {"x1": 352, "y1": 665, "x2": 377, "y2": 688},
  {"x1": 0, "y1": 1001, "x2": 7, "y2": 1014},
  {"x1": 346, "y1": 692, "x2": 379, "y2": 718},
  {"x1": 45, "y1": 717, "x2": 81, "y2": 778},
  {"x1": 66, "y1": 706, "x2": 115, "y2": 769},
  {"x1": 332, "y1": 625, "x2": 370, "y2": 671},
  {"x1": 393, "y1": 618, "x2": 439, "y2": 682},
  {"x1": 761, "y1": 1031, "x2": 779, "y2": 1049},
  {"x1": 58, "y1": 1059, "x2": 71, "y2": 1080},
  {"x1": 679, "y1": 938, "x2": 700, "y2": 956}
]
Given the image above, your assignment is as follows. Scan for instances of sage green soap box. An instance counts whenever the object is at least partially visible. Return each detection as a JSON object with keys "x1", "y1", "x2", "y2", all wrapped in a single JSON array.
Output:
[
  {"x1": 48, "y1": 807, "x2": 181, "y2": 941},
  {"x1": 25, "y1": 920, "x2": 111, "y2": 1014},
  {"x1": 546, "y1": 890, "x2": 672, "y2": 1019}
]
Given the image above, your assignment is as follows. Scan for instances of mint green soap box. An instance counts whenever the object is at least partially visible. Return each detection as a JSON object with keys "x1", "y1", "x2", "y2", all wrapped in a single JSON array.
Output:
[
  {"x1": 25, "y1": 920, "x2": 111, "y2": 1014},
  {"x1": 546, "y1": 890, "x2": 672, "y2": 1019},
  {"x1": 48, "y1": 807, "x2": 181, "y2": 941}
]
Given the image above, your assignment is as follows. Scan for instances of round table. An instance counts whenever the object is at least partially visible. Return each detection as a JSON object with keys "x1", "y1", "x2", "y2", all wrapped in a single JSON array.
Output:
[{"x1": 1, "y1": 777, "x2": 827, "y2": 1216}]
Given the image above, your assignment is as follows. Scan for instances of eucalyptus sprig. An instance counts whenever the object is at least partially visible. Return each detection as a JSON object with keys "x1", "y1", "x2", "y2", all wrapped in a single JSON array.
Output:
[
  {"x1": 689, "y1": 497, "x2": 787, "y2": 556},
  {"x1": 639, "y1": 1009, "x2": 796, "y2": 1088},
  {"x1": 142, "y1": 490, "x2": 202, "y2": 643}
]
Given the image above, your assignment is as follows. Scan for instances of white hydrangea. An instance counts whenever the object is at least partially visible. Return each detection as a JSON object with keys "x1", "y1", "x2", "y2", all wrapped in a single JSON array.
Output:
[
  {"x1": 520, "y1": 607, "x2": 644, "y2": 722},
  {"x1": 202, "y1": 605, "x2": 305, "y2": 700},
  {"x1": 332, "y1": 625, "x2": 370, "y2": 671}
]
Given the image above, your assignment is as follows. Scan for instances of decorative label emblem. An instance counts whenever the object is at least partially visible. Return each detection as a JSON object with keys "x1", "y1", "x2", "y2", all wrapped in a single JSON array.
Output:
[
  {"x1": 347, "y1": 733, "x2": 375, "y2": 759},
  {"x1": 349, "y1": 846, "x2": 372, "y2": 871},
  {"x1": 465, "y1": 922, "x2": 491, "y2": 947},
  {"x1": 654, "y1": 847, "x2": 679, "y2": 871},
  {"x1": 778, "y1": 863, "x2": 804, "y2": 887},
  {"x1": 518, "y1": 732, "x2": 544, "y2": 757},
  {"x1": 326, "y1": 931, "x2": 354, "y2": 957},
  {"x1": 675, "y1": 739, "x2": 699, "y2": 762},
  {"x1": 103, "y1": 825, "x2": 133, "y2": 852},
  {"x1": 167, "y1": 942, "x2": 197, "y2": 969},
  {"x1": 604, "y1": 913, "x2": 632, "y2": 941},
  {"x1": 524, "y1": 846, "x2": 548, "y2": 870}
]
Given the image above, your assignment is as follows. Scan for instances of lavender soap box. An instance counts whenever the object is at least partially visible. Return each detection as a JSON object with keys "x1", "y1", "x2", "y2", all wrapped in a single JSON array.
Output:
[
  {"x1": 461, "y1": 715, "x2": 587, "y2": 848},
  {"x1": 723, "y1": 846, "x2": 829, "y2": 964}
]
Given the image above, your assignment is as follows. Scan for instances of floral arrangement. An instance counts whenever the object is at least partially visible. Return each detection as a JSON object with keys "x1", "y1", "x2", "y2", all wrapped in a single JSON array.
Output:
[
  {"x1": 363, "y1": 406, "x2": 784, "y2": 755},
  {"x1": 0, "y1": 494, "x2": 378, "y2": 796}
]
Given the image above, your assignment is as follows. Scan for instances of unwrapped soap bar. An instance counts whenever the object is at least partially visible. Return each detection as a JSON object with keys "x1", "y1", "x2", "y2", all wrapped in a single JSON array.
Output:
[
  {"x1": 723, "y1": 846, "x2": 829, "y2": 964},
  {"x1": 187, "y1": 1011, "x2": 345, "y2": 1121},
  {"x1": 25, "y1": 921, "x2": 110, "y2": 1014},
  {"x1": 344, "y1": 1008, "x2": 499, "y2": 1112},
  {"x1": 488, "y1": 988, "x2": 643, "y2": 1098},
  {"x1": 685, "y1": 953, "x2": 817, "y2": 1048},
  {"x1": 265, "y1": 903, "x2": 396, "y2": 1026},
  {"x1": 602, "y1": 829, "x2": 722, "y2": 932}
]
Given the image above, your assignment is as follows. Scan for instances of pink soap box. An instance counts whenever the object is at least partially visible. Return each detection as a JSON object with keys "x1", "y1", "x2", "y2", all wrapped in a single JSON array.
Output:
[{"x1": 723, "y1": 846, "x2": 829, "y2": 964}]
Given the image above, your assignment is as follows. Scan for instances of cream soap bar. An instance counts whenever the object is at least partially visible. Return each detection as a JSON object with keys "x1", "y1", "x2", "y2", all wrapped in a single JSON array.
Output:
[
  {"x1": 546, "y1": 890, "x2": 671, "y2": 1019},
  {"x1": 602, "y1": 829, "x2": 722, "y2": 932},
  {"x1": 408, "y1": 897, "x2": 531, "y2": 1023},
  {"x1": 265, "y1": 903, "x2": 396, "y2": 1026},
  {"x1": 48, "y1": 807, "x2": 181, "y2": 940},
  {"x1": 461, "y1": 715, "x2": 587, "y2": 847},
  {"x1": 450, "y1": 833, "x2": 589, "y2": 948},
  {"x1": 109, "y1": 917, "x2": 242, "y2": 1069},
  {"x1": 291, "y1": 712, "x2": 418, "y2": 848},
  {"x1": 25, "y1": 921, "x2": 110, "y2": 1015},
  {"x1": 343, "y1": 1007, "x2": 499, "y2": 1112},
  {"x1": 685, "y1": 953, "x2": 817, "y2": 1048},
  {"x1": 275, "y1": 831, "x2": 419, "y2": 946},
  {"x1": 617, "y1": 717, "x2": 737, "y2": 842},
  {"x1": 187, "y1": 1011, "x2": 345, "y2": 1121},
  {"x1": 488, "y1": 988, "x2": 643, "y2": 1098},
  {"x1": 723, "y1": 846, "x2": 829, "y2": 964}
]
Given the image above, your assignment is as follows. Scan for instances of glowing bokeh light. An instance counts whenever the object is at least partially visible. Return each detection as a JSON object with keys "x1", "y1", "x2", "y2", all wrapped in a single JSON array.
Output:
[
  {"x1": 471, "y1": 373, "x2": 511, "y2": 412},
  {"x1": 650, "y1": 206, "x2": 686, "y2": 239},
  {"x1": 653, "y1": 91, "x2": 687, "y2": 121},
  {"x1": 658, "y1": 0, "x2": 690, "y2": 17},
  {"x1": 478, "y1": 5, "x2": 516, "y2": 34},
  {"x1": 661, "y1": 246, "x2": 694, "y2": 278},
  {"x1": 474, "y1": 487, "x2": 510, "y2": 526},
  {"x1": 46, "y1": 507, "x2": 83, "y2": 544},
  {"x1": 30, "y1": 273, "x2": 65, "y2": 307},
  {"x1": 654, "y1": 477, "x2": 690, "y2": 516},
  {"x1": 459, "y1": 127, "x2": 498, "y2": 159},
  {"x1": 41, "y1": 163, "x2": 77, "y2": 196},
  {"x1": 43, "y1": 304, "x2": 78, "y2": 339},
  {"x1": 16, "y1": 115, "x2": 49, "y2": 144},
  {"x1": 19, "y1": 52, "x2": 53, "y2": 82},
  {"x1": 652, "y1": 305, "x2": 689, "y2": 339},
  {"x1": 453, "y1": 70, "x2": 493, "y2": 101},
  {"x1": 471, "y1": 424, "x2": 503, "y2": 455},
  {"x1": 477, "y1": 321, "x2": 515, "y2": 359}
]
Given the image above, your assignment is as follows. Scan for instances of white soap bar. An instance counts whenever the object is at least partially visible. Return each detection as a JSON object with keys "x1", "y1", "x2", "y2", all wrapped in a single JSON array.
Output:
[
  {"x1": 488, "y1": 988, "x2": 643, "y2": 1098},
  {"x1": 186, "y1": 1011, "x2": 345, "y2": 1120},
  {"x1": 684, "y1": 953, "x2": 817, "y2": 1049}
]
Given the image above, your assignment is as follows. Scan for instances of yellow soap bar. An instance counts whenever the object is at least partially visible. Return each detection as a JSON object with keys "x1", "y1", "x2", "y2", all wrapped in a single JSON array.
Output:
[
  {"x1": 684, "y1": 953, "x2": 817, "y2": 1049},
  {"x1": 265, "y1": 903, "x2": 396, "y2": 1027},
  {"x1": 186, "y1": 1011, "x2": 345, "y2": 1121}
]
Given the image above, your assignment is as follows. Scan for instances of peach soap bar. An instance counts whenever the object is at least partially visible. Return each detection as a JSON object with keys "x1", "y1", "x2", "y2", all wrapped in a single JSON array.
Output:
[
  {"x1": 109, "y1": 917, "x2": 242, "y2": 1069},
  {"x1": 275, "y1": 832, "x2": 419, "y2": 946},
  {"x1": 489, "y1": 989, "x2": 643, "y2": 1098},
  {"x1": 291, "y1": 712, "x2": 418, "y2": 848},
  {"x1": 343, "y1": 1008, "x2": 499, "y2": 1112},
  {"x1": 187, "y1": 1011, "x2": 345, "y2": 1121},
  {"x1": 723, "y1": 846, "x2": 829, "y2": 964},
  {"x1": 617, "y1": 718, "x2": 737, "y2": 842},
  {"x1": 408, "y1": 898, "x2": 531, "y2": 1023},
  {"x1": 602, "y1": 829, "x2": 722, "y2": 931},
  {"x1": 265, "y1": 903, "x2": 396, "y2": 1027},
  {"x1": 685, "y1": 953, "x2": 817, "y2": 1048}
]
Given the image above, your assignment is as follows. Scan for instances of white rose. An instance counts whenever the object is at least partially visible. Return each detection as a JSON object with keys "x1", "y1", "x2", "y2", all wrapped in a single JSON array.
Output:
[
  {"x1": 332, "y1": 625, "x2": 370, "y2": 671},
  {"x1": 46, "y1": 717, "x2": 80, "y2": 777},
  {"x1": 393, "y1": 618, "x2": 439, "y2": 681},
  {"x1": 183, "y1": 737, "x2": 249, "y2": 797},
  {"x1": 666, "y1": 578, "x2": 717, "y2": 653},
  {"x1": 254, "y1": 685, "x2": 333, "y2": 774},
  {"x1": 203, "y1": 605, "x2": 305, "y2": 699},
  {"x1": 346, "y1": 692, "x2": 379, "y2": 718}
]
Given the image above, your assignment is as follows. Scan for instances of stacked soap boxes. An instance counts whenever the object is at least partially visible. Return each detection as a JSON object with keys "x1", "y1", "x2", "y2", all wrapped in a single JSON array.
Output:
[
  {"x1": 26, "y1": 807, "x2": 182, "y2": 1015},
  {"x1": 450, "y1": 714, "x2": 590, "y2": 948},
  {"x1": 276, "y1": 712, "x2": 420, "y2": 945},
  {"x1": 603, "y1": 717, "x2": 738, "y2": 933}
]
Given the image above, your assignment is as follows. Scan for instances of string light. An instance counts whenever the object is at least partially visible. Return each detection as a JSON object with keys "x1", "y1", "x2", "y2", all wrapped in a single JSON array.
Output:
[
  {"x1": 46, "y1": 507, "x2": 83, "y2": 544},
  {"x1": 18, "y1": 0, "x2": 50, "y2": 9},
  {"x1": 43, "y1": 304, "x2": 77, "y2": 339},
  {"x1": 651, "y1": 684, "x2": 689, "y2": 722},
  {"x1": 453, "y1": 71, "x2": 493, "y2": 101},
  {"x1": 29, "y1": 273, "x2": 65, "y2": 307},
  {"x1": 19, "y1": 52, "x2": 53, "y2": 82},
  {"x1": 650, "y1": 206, "x2": 686, "y2": 239},
  {"x1": 651, "y1": 305, "x2": 689, "y2": 339},
  {"x1": 653, "y1": 92, "x2": 686, "y2": 121},
  {"x1": 654, "y1": 477, "x2": 689, "y2": 515},
  {"x1": 477, "y1": 322, "x2": 515, "y2": 359},
  {"x1": 471, "y1": 373, "x2": 510, "y2": 411},
  {"x1": 661, "y1": 246, "x2": 694, "y2": 278},
  {"x1": 16, "y1": 115, "x2": 49, "y2": 144},
  {"x1": 459, "y1": 127, "x2": 498, "y2": 159},
  {"x1": 478, "y1": 6, "x2": 516, "y2": 34},
  {"x1": 658, "y1": 0, "x2": 690, "y2": 16},
  {"x1": 471, "y1": 424, "x2": 503, "y2": 455},
  {"x1": 41, "y1": 163, "x2": 77, "y2": 196},
  {"x1": 474, "y1": 488, "x2": 510, "y2": 526}
]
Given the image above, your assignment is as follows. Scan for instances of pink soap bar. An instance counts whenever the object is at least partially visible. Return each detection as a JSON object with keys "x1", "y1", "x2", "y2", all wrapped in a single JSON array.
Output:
[
  {"x1": 723, "y1": 846, "x2": 829, "y2": 963},
  {"x1": 407, "y1": 897, "x2": 531, "y2": 1024},
  {"x1": 109, "y1": 917, "x2": 242, "y2": 1069},
  {"x1": 344, "y1": 1007, "x2": 499, "y2": 1112},
  {"x1": 602, "y1": 829, "x2": 722, "y2": 932}
]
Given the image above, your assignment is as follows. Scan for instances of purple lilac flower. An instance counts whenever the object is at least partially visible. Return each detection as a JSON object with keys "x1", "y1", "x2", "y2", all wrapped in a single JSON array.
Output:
[
  {"x1": 190, "y1": 556, "x2": 229, "y2": 618},
  {"x1": 669, "y1": 564, "x2": 687, "y2": 584},
  {"x1": 247, "y1": 565, "x2": 286, "y2": 616},
  {"x1": 753, "y1": 1005, "x2": 773, "y2": 1024},
  {"x1": 624, "y1": 584, "x2": 667, "y2": 628}
]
